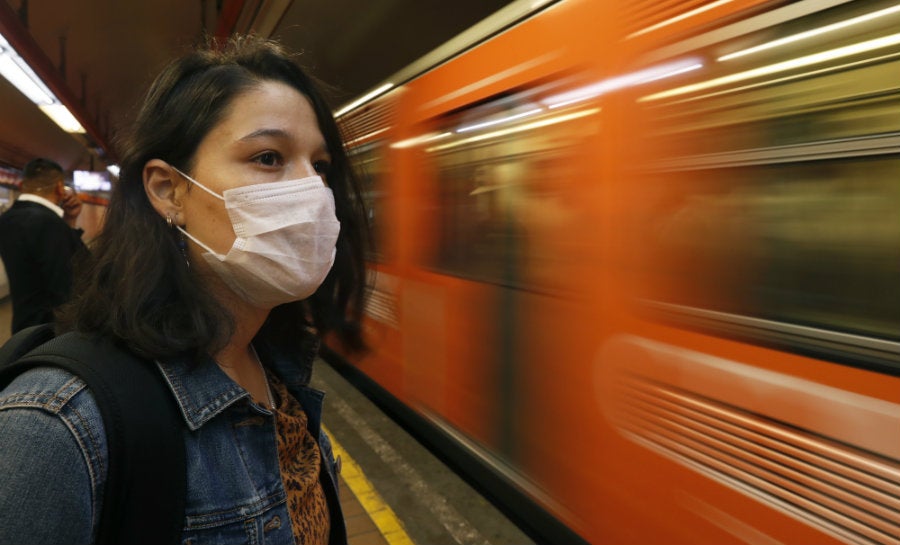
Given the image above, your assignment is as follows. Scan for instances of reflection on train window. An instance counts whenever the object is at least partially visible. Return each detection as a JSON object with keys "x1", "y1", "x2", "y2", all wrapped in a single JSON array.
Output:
[
  {"x1": 350, "y1": 142, "x2": 386, "y2": 262},
  {"x1": 424, "y1": 80, "x2": 599, "y2": 290},
  {"x1": 646, "y1": 158, "x2": 900, "y2": 342},
  {"x1": 637, "y1": 0, "x2": 900, "y2": 157},
  {"x1": 635, "y1": 0, "x2": 900, "y2": 343}
]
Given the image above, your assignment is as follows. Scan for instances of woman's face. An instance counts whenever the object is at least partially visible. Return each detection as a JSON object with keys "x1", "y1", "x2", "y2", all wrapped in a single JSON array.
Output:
[{"x1": 180, "y1": 80, "x2": 332, "y2": 258}]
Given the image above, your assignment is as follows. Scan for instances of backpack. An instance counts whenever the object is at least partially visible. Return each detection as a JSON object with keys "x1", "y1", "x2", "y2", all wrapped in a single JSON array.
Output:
[{"x1": 0, "y1": 324, "x2": 186, "y2": 545}]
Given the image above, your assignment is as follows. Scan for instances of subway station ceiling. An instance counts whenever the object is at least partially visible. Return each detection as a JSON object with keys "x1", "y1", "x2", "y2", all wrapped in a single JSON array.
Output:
[{"x1": 0, "y1": 0, "x2": 516, "y2": 172}]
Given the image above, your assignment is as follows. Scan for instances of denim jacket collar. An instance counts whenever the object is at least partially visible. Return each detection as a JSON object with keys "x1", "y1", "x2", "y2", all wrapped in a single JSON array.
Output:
[{"x1": 154, "y1": 333, "x2": 321, "y2": 432}]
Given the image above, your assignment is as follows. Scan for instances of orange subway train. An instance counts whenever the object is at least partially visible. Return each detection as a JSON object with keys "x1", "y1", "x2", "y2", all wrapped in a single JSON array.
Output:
[{"x1": 325, "y1": 0, "x2": 900, "y2": 543}]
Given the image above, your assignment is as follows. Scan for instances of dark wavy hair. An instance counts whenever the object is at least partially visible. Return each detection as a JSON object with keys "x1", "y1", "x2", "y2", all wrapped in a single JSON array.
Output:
[{"x1": 59, "y1": 35, "x2": 368, "y2": 360}]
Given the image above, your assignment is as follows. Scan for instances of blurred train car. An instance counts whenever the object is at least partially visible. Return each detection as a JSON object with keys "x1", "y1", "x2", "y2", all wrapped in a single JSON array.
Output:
[{"x1": 328, "y1": 0, "x2": 900, "y2": 543}]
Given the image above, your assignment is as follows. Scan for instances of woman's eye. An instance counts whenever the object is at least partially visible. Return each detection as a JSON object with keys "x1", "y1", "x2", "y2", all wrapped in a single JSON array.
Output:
[{"x1": 254, "y1": 152, "x2": 282, "y2": 167}]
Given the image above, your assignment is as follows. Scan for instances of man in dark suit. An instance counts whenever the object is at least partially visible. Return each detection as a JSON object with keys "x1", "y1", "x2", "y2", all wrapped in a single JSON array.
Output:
[{"x1": 0, "y1": 158, "x2": 87, "y2": 333}]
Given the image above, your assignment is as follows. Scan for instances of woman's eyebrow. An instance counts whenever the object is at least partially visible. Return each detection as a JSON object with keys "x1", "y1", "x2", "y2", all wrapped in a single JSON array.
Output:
[{"x1": 238, "y1": 128, "x2": 290, "y2": 142}]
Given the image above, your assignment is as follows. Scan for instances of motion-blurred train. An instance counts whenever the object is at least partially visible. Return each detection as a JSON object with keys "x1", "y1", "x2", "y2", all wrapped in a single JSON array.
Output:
[{"x1": 327, "y1": 0, "x2": 900, "y2": 543}]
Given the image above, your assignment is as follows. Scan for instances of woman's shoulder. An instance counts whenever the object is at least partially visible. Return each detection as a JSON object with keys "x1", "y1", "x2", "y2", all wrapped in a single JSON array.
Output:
[
  {"x1": 1, "y1": 365, "x2": 95, "y2": 409},
  {"x1": 0, "y1": 366, "x2": 106, "y2": 452},
  {"x1": 0, "y1": 366, "x2": 104, "y2": 542}
]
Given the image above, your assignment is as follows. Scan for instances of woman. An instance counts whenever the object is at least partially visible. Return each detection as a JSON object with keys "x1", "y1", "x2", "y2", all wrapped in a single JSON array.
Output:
[{"x1": 0, "y1": 35, "x2": 367, "y2": 543}]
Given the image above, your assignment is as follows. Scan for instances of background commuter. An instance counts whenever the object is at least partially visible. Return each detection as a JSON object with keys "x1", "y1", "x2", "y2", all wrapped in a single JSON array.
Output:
[{"x1": 0, "y1": 158, "x2": 86, "y2": 333}]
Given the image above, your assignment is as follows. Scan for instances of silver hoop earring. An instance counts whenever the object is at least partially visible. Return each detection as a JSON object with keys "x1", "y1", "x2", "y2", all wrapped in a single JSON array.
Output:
[{"x1": 166, "y1": 214, "x2": 174, "y2": 228}]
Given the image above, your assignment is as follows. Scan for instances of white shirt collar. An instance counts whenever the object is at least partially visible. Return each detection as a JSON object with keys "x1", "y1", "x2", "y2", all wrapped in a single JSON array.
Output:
[{"x1": 17, "y1": 193, "x2": 64, "y2": 218}]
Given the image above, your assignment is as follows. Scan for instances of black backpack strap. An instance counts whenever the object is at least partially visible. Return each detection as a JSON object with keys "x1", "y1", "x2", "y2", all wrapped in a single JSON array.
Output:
[
  {"x1": 2, "y1": 332, "x2": 186, "y2": 545},
  {"x1": 0, "y1": 323, "x2": 57, "y2": 364}
]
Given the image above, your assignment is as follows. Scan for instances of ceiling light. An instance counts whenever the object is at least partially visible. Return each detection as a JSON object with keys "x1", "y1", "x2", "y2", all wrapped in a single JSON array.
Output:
[
  {"x1": 39, "y1": 103, "x2": 86, "y2": 133},
  {"x1": 0, "y1": 41, "x2": 54, "y2": 104},
  {"x1": 0, "y1": 33, "x2": 86, "y2": 133}
]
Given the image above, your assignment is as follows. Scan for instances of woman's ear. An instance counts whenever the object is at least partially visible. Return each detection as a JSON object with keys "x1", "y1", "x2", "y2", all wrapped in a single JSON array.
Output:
[{"x1": 144, "y1": 159, "x2": 186, "y2": 225}]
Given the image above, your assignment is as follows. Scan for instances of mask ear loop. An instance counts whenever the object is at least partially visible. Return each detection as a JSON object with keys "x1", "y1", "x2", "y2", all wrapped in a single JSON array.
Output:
[{"x1": 171, "y1": 166, "x2": 225, "y2": 201}]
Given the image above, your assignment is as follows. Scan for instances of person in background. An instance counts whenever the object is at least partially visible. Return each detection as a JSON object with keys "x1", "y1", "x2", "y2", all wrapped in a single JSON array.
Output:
[{"x1": 0, "y1": 158, "x2": 86, "y2": 333}]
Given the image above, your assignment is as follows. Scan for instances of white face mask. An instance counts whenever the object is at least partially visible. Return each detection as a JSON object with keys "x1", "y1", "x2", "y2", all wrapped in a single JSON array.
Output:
[{"x1": 173, "y1": 167, "x2": 341, "y2": 309}]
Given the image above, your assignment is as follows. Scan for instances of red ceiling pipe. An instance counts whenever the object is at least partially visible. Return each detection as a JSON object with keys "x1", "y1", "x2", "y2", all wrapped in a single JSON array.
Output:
[{"x1": 214, "y1": 0, "x2": 247, "y2": 40}]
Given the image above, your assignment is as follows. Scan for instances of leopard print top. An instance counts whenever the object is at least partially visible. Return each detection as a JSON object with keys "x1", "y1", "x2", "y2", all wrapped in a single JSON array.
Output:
[{"x1": 269, "y1": 373, "x2": 330, "y2": 544}]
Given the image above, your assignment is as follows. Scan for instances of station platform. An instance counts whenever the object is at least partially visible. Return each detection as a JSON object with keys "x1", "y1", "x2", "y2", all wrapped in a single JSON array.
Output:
[
  {"x1": 312, "y1": 358, "x2": 534, "y2": 545},
  {"x1": 0, "y1": 300, "x2": 534, "y2": 545}
]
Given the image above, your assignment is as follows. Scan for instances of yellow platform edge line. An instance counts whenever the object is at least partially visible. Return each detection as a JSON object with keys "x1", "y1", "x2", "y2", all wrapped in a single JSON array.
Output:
[{"x1": 323, "y1": 425, "x2": 416, "y2": 545}]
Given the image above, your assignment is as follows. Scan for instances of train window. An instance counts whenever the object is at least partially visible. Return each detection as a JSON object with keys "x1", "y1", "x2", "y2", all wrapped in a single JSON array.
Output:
[
  {"x1": 341, "y1": 96, "x2": 396, "y2": 263},
  {"x1": 422, "y1": 79, "x2": 599, "y2": 290},
  {"x1": 349, "y1": 142, "x2": 387, "y2": 262},
  {"x1": 632, "y1": 0, "x2": 900, "y2": 350},
  {"x1": 645, "y1": 157, "x2": 900, "y2": 342}
]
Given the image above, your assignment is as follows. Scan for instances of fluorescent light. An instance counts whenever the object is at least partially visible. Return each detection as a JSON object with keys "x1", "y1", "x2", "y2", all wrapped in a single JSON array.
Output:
[
  {"x1": 107, "y1": 164, "x2": 120, "y2": 177},
  {"x1": 39, "y1": 103, "x2": 86, "y2": 133},
  {"x1": 335, "y1": 83, "x2": 394, "y2": 117},
  {"x1": 0, "y1": 50, "x2": 55, "y2": 104},
  {"x1": 642, "y1": 32, "x2": 900, "y2": 102},
  {"x1": 719, "y1": 3, "x2": 900, "y2": 61},
  {"x1": 1, "y1": 33, "x2": 86, "y2": 133}
]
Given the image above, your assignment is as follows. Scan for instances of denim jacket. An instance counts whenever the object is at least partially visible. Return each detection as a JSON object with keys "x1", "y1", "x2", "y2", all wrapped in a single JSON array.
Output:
[{"x1": 0, "y1": 336, "x2": 346, "y2": 545}]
